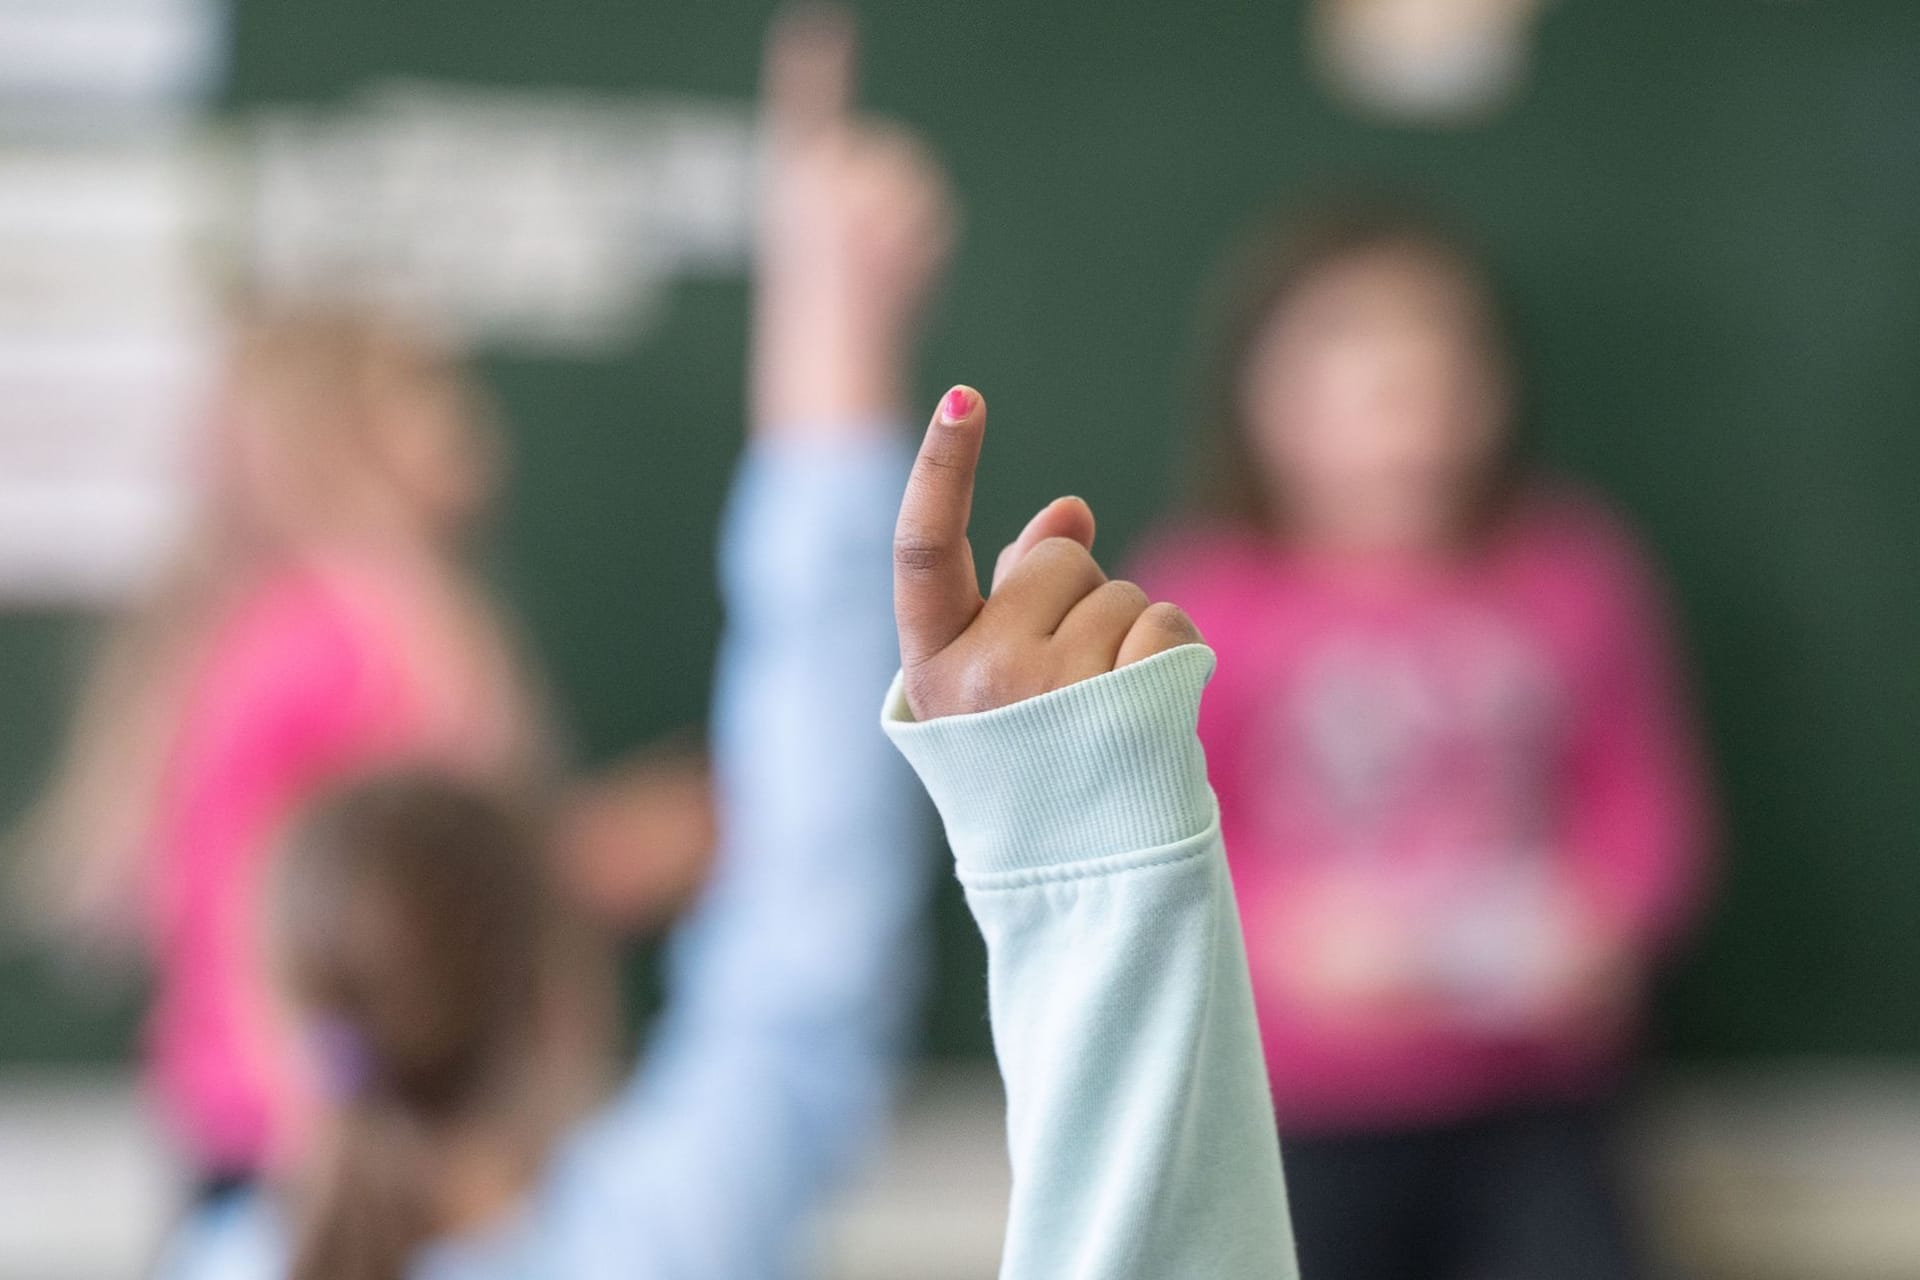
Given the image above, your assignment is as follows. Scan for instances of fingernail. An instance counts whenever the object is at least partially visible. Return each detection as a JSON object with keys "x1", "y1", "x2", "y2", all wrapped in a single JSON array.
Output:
[{"x1": 941, "y1": 387, "x2": 973, "y2": 423}]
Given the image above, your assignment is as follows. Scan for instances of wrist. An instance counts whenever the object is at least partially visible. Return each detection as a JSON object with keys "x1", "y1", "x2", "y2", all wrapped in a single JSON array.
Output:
[
  {"x1": 751, "y1": 269, "x2": 923, "y2": 429},
  {"x1": 751, "y1": 338, "x2": 911, "y2": 435},
  {"x1": 752, "y1": 373, "x2": 908, "y2": 435},
  {"x1": 881, "y1": 644, "x2": 1218, "y2": 877}
]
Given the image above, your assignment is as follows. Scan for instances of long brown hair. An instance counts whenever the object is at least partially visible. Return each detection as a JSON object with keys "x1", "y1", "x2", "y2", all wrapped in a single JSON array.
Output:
[
  {"x1": 273, "y1": 771, "x2": 613, "y2": 1280},
  {"x1": 1185, "y1": 195, "x2": 1526, "y2": 537}
]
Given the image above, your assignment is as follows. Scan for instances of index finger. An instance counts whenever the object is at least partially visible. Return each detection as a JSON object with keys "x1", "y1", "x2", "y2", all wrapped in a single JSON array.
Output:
[
  {"x1": 762, "y1": 4, "x2": 856, "y2": 139},
  {"x1": 894, "y1": 386, "x2": 986, "y2": 665}
]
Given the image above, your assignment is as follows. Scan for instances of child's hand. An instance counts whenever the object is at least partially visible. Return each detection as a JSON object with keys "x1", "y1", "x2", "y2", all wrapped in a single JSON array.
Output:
[
  {"x1": 1277, "y1": 877, "x2": 1427, "y2": 1025},
  {"x1": 894, "y1": 386, "x2": 1202, "y2": 720},
  {"x1": 752, "y1": 5, "x2": 957, "y2": 436},
  {"x1": 1512, "y1": 904, "x2": 1640, "y2": 1041},
  {"x1": 556, "y1": 743, "x2": 716, "y2": 933}
]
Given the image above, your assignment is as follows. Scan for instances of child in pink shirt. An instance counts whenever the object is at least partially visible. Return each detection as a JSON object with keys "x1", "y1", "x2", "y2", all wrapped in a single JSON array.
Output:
[
  {"x1": 1133, "y1": 201, "x2": 1712, "y2": 1280},
  {"x1": 25, "y1": 314, "x2": 551, "y2": 1186},
  {"x1": 23, "y1": 11, "x2": 952, "y2": 1234}
]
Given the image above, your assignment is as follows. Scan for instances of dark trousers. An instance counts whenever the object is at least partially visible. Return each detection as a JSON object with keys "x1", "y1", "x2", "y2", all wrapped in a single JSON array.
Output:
[{"x1": 1280, "y1": 1100, "x2": 1643, "y2": 1280}]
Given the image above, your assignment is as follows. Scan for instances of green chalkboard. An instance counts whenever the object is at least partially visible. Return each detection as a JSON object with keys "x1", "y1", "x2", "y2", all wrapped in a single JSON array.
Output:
[{"x1": 2, "y1": 0, "x2": 1916, "y2": 1063}]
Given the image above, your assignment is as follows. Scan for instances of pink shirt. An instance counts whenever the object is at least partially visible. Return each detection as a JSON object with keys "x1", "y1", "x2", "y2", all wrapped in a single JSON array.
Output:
[
  {"x1": 144, "y1": 559, "x2": 487, "y2": 1174},
  {"x1": 1133, "y1": 487, "x2": 1712, "y2": 1133}
]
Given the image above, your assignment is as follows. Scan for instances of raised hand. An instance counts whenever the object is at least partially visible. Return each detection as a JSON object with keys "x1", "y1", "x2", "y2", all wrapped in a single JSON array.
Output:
[
  {"x1": 894, "y1": 387, "x2": 1203, "y2": 720},
  {"x1": 752, "y1": 5, "x2": 957, "y2": 435}
]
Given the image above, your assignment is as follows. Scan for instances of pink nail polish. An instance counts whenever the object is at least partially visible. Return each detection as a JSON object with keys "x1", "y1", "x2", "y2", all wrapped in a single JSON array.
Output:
[{"x1": 941, "y1": 387, "x2": 973, "y2": 422}]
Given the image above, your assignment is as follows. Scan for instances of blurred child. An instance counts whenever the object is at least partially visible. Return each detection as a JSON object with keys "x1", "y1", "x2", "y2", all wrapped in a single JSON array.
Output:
[
  {"x1": 22, "y1": 305, "x2": 555, "y2": 1190},
  {"x1": 22, "y1": 0, "x2": 961, "y2": 1204},
  {"x1": 22, "y1": 299, "x2": 734, "y2": 1191},
  {"x1": 152, "y1": 6, "x2": 954, "y2": 1274},
  {"x1": 1133, "y1": 200, "x2": 1713, "y2": 1279},
  {"x1": 157, "y1": 371, "x2": 1302, "y2": 1279}
]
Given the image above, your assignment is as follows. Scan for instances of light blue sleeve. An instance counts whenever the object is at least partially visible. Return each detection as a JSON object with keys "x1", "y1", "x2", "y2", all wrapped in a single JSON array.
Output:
[
  {"x1": 521, "y1": 434, "x2": 934, "y2": 1280},
  {"x1": 151, "y1": 436, "x2": 932, "y2": 1280},
  {"x1": 881, "y1": 645, "x2": 1299, "y2": 1279}
]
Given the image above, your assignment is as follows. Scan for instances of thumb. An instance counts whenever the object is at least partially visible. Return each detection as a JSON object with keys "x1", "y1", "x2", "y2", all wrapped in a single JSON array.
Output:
[{"x1": 991, "y1": 496, "x2": 1097, "y2": 592}]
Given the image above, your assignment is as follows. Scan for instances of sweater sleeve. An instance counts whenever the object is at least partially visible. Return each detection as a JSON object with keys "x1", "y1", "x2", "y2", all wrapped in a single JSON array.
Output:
[
  {"x1": 1557, "y1": 522, "x2": 1715, "y2": 953},
  {"x1": 148, "y1": 439, "x2": 936, "y2": 1280},
  {"x1": 882, "y1": 645, "x2": 1298, "y2": 1280},
  {"x1": 520, "y1": 434, "x2": 934, "y2": 1280}
]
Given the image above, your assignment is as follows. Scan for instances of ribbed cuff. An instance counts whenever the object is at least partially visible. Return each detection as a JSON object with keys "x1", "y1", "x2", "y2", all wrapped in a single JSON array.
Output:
[{"x1": 880, "y1": 644, "x2": 1218, "y2": 877}]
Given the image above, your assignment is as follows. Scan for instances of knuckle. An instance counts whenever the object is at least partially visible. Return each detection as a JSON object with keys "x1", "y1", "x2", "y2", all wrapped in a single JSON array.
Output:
[
  {"x1": 956, "y1": 659, "x2": 1008, "y2": 713},
  {"x1": 1141, "y1": 601, "x2": 1199, "y2": 638},
  {"x1": 1026, "y1": 537, "x2": 1100, "y2": 581},
  {"x1": 915, "y1": 432, "x2": 970, "y2": 476},
  {"x1": 1032, "y1": 535, "x2": 1091, "y2": 561},
  {"x1": 892, "y1": 532, "x2": 948, "y2": 575},
  {"x1": 1103, "y1": 579, "x2": 1150, "y2": 612}
]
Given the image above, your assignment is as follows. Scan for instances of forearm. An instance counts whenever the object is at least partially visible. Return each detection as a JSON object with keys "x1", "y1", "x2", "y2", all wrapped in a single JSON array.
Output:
[
  {"x1": 884, "y1": 645, "x2": 1297, "y2": 1279},
  {"x1": 750, "y1": 283, "x2": 911, "y2": 432},
  {"x1": 611, "y1": 436, "x2": 930, "y2": 1276},
  {"x1": 678, "y1": 430, "x2": 927, "y2": 1065}
]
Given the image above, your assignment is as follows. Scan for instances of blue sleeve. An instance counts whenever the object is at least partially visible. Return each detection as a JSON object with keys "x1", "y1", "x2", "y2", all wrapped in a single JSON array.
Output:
[{"x1": 528, "y1": 435, "x2": 933, "y2": 1280}]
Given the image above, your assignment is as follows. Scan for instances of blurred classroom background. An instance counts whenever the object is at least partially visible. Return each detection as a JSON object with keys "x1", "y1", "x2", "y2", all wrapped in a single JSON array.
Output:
[{"x1": 1, "y1": 0, "x2": 1917, "y2": 1276}]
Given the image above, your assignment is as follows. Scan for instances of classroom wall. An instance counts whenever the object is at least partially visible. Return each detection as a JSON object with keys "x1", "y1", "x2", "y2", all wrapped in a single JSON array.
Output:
[{"x1": 1, "y1": 0, "x2": 1915, "y2": 1062}]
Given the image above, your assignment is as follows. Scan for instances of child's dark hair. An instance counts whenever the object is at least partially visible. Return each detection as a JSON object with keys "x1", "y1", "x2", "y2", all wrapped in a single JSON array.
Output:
[
  {"x1": 273, "y1": 771, "x2": 612, "y2": 1280},
  {"x1": 1186, "y1": 194, "x2": 1526, "y2": 537}
]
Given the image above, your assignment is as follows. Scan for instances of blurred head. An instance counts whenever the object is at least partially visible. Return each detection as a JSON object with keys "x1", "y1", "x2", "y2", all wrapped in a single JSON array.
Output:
[
  {"x1": 10, "y1": 308, "x2": 509, "y2": 946},
  {"x1": 213, "y1": 307, "x2": 501, "y2": 552},
  {"x1": 272, "y1": 772, "x2": 610, "y2": 1280},
  {"x1": 1194, "y1": 199, "x2": 1520, "y2": 553}
]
